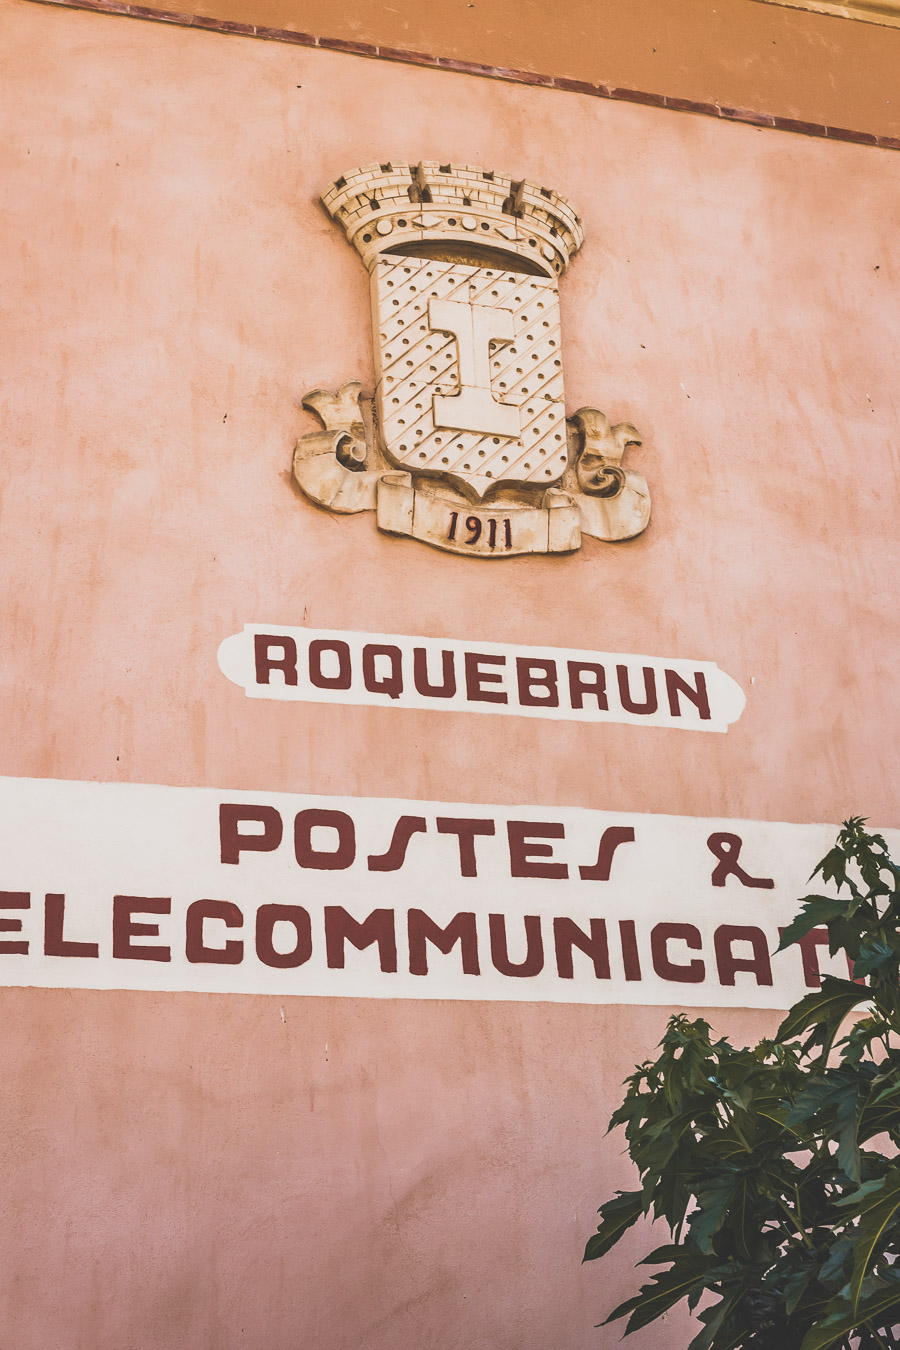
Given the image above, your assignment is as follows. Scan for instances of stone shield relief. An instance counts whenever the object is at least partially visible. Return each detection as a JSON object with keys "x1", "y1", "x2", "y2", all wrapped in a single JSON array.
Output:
[{"x1": 292, "y1": 160, "x2": 651, "y2": 558}]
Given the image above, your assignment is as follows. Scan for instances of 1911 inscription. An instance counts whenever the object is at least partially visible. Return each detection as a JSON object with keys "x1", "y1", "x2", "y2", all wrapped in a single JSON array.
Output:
[{"x1": 447, "y1": 511, "x2": 513, "y2": 551}]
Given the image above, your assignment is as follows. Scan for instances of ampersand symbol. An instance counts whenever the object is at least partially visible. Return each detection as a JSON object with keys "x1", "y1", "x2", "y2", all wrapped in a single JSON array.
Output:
[{"x1": 707, "y1": 832, "x2": 775, "y2": 889}]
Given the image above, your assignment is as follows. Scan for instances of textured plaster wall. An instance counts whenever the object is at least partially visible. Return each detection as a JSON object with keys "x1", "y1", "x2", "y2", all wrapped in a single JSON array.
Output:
[{"x1": 0, "y1": 0, "x2": 898, "y2": 1345}]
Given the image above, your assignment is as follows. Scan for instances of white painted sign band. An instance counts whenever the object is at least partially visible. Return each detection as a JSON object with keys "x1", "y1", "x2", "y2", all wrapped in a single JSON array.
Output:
[
  {"x1": 217, "y1": 626, "x2": 746, "y2": 732},
  {"x1": 0, "y1": 775, "x2": 881, "y2": 1009}
]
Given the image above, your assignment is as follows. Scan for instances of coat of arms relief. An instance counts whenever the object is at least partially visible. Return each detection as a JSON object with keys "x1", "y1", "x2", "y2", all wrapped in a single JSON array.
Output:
[{"x1": 293, "y1": 161, "x2": 650, "y2": 558}]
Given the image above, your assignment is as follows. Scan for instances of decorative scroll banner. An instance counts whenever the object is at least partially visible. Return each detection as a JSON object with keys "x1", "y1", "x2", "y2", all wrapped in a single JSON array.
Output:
[
  {"x1": 375, "y1": 474, "x2": 581, "y2": 556},
  {"x1": 0, "y1": 775, "x2": 893, "y2": 1009},
  {"x1": 292, "y1": 426, "x2": 650, "y2": 559},
  {"x1": 218, "y1": 625, "x2": 747, "y2": 733}
]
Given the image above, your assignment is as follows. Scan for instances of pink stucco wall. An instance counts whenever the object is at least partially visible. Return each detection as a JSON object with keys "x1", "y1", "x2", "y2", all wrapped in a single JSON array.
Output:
[{"x1": 1, "y1": 0, "x2": 898, "y2": 1345}]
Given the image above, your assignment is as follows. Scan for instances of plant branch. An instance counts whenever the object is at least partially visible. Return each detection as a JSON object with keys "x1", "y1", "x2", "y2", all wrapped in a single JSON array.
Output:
[
  {"x1": 863, "y1": 1323, "x2": 891, "y2": 1350},
  {"x1": 769, "y1": 1193, "x2": 815, "y2": 1251}
]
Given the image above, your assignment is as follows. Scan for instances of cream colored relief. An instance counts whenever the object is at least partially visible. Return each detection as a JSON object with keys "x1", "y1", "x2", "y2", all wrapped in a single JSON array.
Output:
[{"x1": 293, "y1": 159, "x2": 651, "y2": 558}]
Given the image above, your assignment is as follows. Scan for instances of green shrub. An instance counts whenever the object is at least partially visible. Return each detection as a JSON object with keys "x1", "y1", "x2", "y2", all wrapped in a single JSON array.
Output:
[{"x1": 584, "y1": 818, "x2": 900, "y2": 1350}]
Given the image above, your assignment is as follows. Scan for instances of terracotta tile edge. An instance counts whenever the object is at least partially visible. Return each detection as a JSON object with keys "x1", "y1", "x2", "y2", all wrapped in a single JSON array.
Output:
[{"x1": 22, "y1": 0, "x2": 899, "y2": 150}]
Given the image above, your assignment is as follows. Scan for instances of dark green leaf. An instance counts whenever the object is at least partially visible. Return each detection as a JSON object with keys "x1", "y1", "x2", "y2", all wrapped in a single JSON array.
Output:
[
  {"x1": 687, "y1": 1291, "x2": 748, "y2": 1350},
  {"x1": 776, "y1": 976, "x2": 871, "y2": 1044},
  {"x1": 817, "y1": 1237, "x2": 853, "y2": 1289},
  {"x1": 777, "y1": 896, "x2": 850, "y2": 952},
  {"x1": 583, "y1": 1190, "x2": 643, "y2": 1263},
  {"x1": 842, "y1": 1170, "x2": 900, "y2": 1312},
  {"x1": 602, "y1": 1291, "x2": 641, "y2": 1326},
  {"x1": 688, "y1": 1170, "x2": 740, "y2": 1253},
  {"x1": 784, "y1": 1264, "x2": 815, "y2": 1315},
  {"x1": 799, "y1": 1281, "x2": 900, "y2": 1350},
  {"x1": 637, "y1": 1244, "x2": 682, "y2": 1266},
  {"x1": 616, "y1": 1256, "x2": 713, "y2": 1335},
  {"x1": 852, "y1": 940, "x2": 897, "y2": 979}
]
